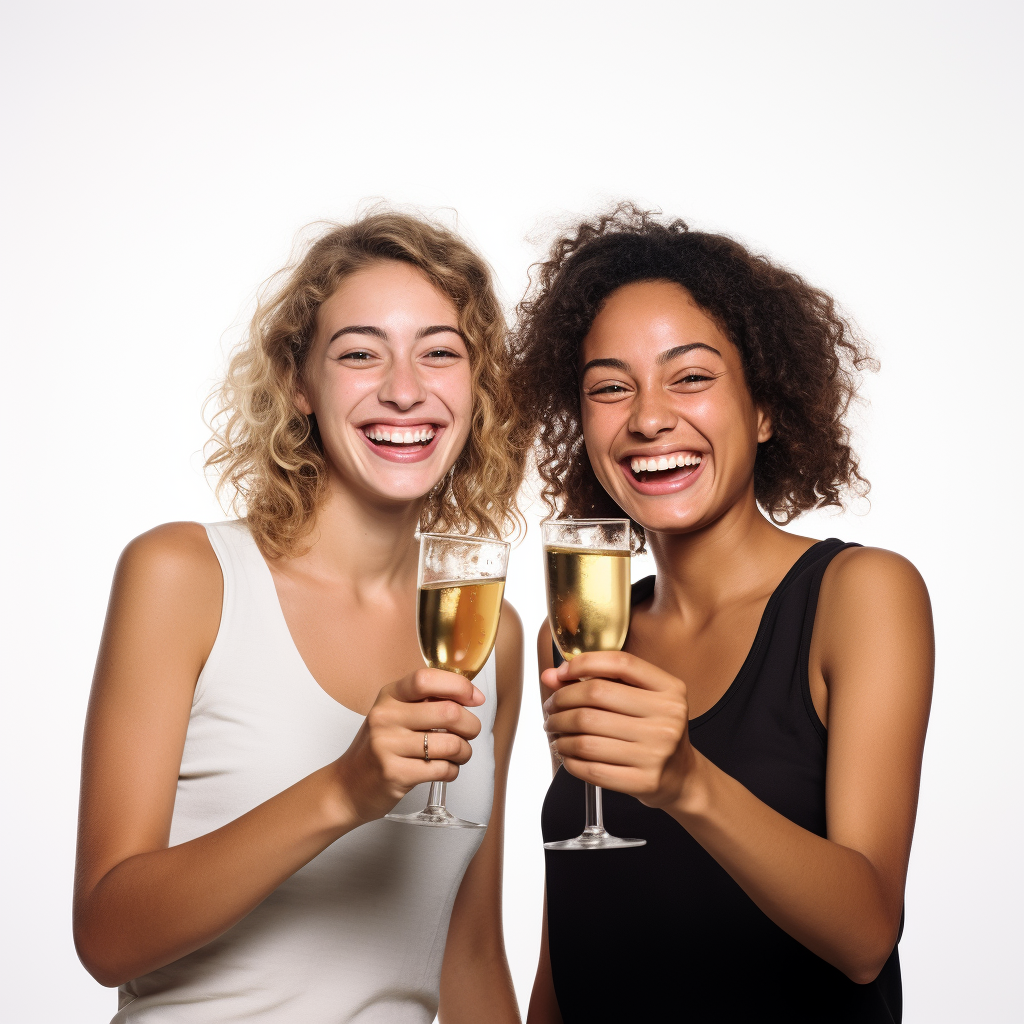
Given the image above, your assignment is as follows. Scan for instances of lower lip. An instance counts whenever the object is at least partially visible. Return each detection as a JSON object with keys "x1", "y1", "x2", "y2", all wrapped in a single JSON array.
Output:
[
  {"x1": 359, "y1": 428, "x2": 444, "y2": 463},
  {"x1": 620, "y1": 457, "x2": 706, "y2": 495}
]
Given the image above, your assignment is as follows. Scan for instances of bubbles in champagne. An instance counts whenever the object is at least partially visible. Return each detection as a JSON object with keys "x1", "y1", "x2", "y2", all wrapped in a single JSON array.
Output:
[
  {"x1": 544, "y1": 547, "x2": 631, "y2": 659},
  {"x1": 417, "y1": 578, "x2": 505, "y2": 679}
]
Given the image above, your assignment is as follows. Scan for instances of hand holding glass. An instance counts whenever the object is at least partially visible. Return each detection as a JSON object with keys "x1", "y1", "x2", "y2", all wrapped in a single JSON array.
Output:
[
  {"x1": 542, "y1": 519, "x2": 645, "y2": 850},
  {"x1": 386, "y1": 533, "x2": 509, "y2": 829}
]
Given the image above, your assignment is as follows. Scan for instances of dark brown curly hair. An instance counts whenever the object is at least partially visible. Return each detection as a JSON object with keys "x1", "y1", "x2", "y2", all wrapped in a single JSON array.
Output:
[{"x1": 515, "y1": 205, "x2": 876, "y2": 543}]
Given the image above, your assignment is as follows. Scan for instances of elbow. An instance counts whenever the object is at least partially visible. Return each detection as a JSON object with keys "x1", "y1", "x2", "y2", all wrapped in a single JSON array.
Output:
[
  {"x1": 76, "y1": 948, "x2": 128, "y2": 989},
  {"x1": 838, "y1": 922, "x2": 900, "y2": 986},
  {"x1": 73, "y1": 914, "x2": 133, "y2": 989},
  {"x1": 846, "y1": 961, "x2": 886, "y2": 987}
]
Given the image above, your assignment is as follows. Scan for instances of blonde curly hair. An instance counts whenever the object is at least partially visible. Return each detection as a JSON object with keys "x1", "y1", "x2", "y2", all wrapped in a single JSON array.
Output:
[{"x1": 205, "y1": 212, "x2": 529, "y2": 557}]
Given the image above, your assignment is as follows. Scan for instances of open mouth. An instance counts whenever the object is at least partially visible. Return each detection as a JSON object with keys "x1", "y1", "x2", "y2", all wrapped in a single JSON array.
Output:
[
  {"x1": 362, "y1": 425, "x2": 437, "y2": 448},
  {"x1": 628, "y1": 451, "x2": 702, "y2": 483},
  {"x1": 620, "y1": 449, "x2": 706, "y2": 494}
]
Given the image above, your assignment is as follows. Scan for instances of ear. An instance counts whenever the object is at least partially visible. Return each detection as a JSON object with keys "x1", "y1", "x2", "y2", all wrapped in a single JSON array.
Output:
[
  {"x1": 756, "y1": 407, "x2": 773, "y2": 444},
  {"x1": 294, "y1": 388, "x2": 314, "y2": 417}
]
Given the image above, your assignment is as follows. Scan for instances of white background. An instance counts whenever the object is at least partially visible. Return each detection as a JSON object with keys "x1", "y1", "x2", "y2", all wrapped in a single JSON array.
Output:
[{"x1": 1, "y1": 2, "x2": 1021, "y2": 1021}]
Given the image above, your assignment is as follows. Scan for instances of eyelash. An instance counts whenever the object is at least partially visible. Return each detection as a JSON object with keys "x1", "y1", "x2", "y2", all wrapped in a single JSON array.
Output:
[
  {"x1": 589, "y1": 372, "x2": 713, "y2": 394},
  {"x1": 338, "y1": 348, "x2": 459, "y2": 362}
]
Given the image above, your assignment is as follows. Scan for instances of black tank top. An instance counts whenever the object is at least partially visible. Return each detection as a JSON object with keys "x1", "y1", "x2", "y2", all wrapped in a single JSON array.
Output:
[{"x1": 542, "y1": 539, "x2": 903, "y2": 1023}]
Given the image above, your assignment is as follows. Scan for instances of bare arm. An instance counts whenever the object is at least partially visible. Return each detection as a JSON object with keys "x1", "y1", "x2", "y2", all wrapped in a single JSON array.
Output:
[
  {"x1": 74, "y1": 524, "x2": 485, "y2": 987},
  {"x1": 544, "y1": 549, "x2": 933, "y2": 984},
  {"x1": 439, "y1": 601, "x2": 523, "y2": 1024},
  {"x1": 526, "y1": 623, "x2": 563, "y2": 1024}
]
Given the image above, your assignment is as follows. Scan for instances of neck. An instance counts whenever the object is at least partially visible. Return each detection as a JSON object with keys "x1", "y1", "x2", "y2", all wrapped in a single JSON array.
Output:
[
  {"x1": 644, "y1": 482, "x2": 790, "y2": 615},
  {"x1": 284, "y1": 473, "x2": 426, "y2": 591}
]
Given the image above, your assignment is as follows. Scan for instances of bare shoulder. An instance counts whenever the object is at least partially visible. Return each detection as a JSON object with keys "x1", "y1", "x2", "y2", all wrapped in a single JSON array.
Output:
[
  {"x1": 816, "y1": 546, "x2": 934, "y2": 684},
  {"x1": 103, "y1": 522, "x2": 223, "y2": 674},
  {"x1": 820, "y1": 546, "x2": 930, "y2": 612},
  {"x1": 494, "y1": 599, "x2": 524, "y2": 702},
  {"x1": 118, "y1": 521, "x2": 221, "y2": 589}
]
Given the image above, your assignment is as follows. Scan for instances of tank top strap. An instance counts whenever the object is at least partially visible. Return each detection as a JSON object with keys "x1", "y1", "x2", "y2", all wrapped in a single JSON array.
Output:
[
  {"x1": 195, "y1": 520, "x2": 290, "y2": 708},
  {"x1": 793, "y1": 538, "x2": 861, "y2": 743}
]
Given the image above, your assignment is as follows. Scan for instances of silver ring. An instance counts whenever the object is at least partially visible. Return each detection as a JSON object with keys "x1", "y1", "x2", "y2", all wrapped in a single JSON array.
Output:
[{"x1": 423, "y1": 733, "x2": 430, "y2": 762}]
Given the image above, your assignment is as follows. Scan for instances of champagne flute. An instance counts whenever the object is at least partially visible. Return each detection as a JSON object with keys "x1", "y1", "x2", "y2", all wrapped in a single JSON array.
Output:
[
  {"x1": 386, "y1": 532, "x2": 509, "y2": 829},
  {"x1": 542, "y1": 519, "x2": 646, "y2": 851}
]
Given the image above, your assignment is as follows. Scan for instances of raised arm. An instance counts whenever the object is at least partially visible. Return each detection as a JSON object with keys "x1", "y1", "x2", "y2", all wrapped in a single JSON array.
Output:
[
  {"x1": 542, "y1": 548, "x2": 934, "y2": 984},
  {"x1": 73, "y1": 523, "x2": 485, "y2": 987}
]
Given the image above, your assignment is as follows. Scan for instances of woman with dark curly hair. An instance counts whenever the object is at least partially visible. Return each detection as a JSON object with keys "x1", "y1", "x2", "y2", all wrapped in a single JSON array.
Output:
[
  {"x1": 520, "y1": 207, "x2": 933, "y2": 1023},
  {"x1": 74, "y1": 212, "x2": 527, "y2": 1023}
]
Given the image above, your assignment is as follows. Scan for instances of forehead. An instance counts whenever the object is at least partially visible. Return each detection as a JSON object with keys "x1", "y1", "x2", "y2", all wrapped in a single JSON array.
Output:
[
  {"x1": 582, "y1": 280, "x2": 735, "y2": 365},
  {"x1": 318, "y1": 260, "x2": 458, "y2": 331}
]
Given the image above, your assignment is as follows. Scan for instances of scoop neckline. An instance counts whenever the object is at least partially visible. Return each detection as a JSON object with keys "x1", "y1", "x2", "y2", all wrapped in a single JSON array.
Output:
[
  {"x1": 630, "y1": 539, "x2": 833, "y2": 730},
  {"x1": 238, "y1": 524, "x2": 370, "y2": 718}
]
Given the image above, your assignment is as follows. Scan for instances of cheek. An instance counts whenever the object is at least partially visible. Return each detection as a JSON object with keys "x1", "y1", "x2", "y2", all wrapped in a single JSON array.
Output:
[
  {"x1": 580, "y1": 402, "x2": 618, "y2": 452},
  {"x1": 580, "y1": 405, "x2": 624, "y2": 489},
  {"x1": 443, "y1": 365, "x2": 475, "y2": 438}
]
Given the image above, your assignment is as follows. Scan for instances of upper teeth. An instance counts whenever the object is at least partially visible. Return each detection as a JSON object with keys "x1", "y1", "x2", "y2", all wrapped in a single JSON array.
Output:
[
  {"x1": 630, "y1": 453, "x2": 702, "y2": 473},
  {"x1": 364, "y1": 427, "x2": 436, "y2": 444}
]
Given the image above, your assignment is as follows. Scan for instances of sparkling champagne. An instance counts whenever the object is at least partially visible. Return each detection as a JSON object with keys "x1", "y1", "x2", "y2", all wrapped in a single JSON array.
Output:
[
  {"x1": 544, "y1": 547, "x2": 631, "y2": 659},
  {"x1": 417, "y1": 578, "x2": 505, "y2": 679}
]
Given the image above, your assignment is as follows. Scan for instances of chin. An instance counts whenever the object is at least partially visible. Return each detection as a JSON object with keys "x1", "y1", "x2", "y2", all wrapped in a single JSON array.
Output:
[{"x1": 366, "y1": 476, "x2": 446, "y2": 505}]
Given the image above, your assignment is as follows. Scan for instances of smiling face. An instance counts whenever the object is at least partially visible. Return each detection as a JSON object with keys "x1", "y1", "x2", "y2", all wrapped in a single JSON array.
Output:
[
  {"x1": 295, "y1": 260, "x2": 474, "y2": 508},
  {"x1": 580, "y1": 280, "x2": 772, "y2": 536}
]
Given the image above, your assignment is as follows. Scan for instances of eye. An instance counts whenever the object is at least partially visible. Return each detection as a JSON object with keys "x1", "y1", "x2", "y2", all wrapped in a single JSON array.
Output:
[
  {"x1": 590, "y1": 383, "x2": 628, "y2": 394},
  {"x1": 671, "y1": 371, "x2": 718, "y2": 389},
  {"x1": 338, "y1": 349, "x2": 375, "y2": 362},
  {"x1": 423, "y1": 347, "x2": 462, "y2": 361}
]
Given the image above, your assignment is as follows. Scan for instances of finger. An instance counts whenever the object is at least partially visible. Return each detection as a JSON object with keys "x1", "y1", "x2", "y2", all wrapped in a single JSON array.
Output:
[
  {"x1": 394, "y1": 668, "x2": 485, "y2": 707},
  {"x1": 414, "y1": 758, "x2": 462, "y2": 784},
  {"x1": 411, "y1": 731, "x2": 473, "y2": 765},
  {"x1": 543, "y1": 677, "x2": 653, "y2": 718},
  {"x1": 561, "y1": 758, "x2": 648, "y2": 794},
  {"x1": 399, "y1": 701, "x2": 482, "y2": 740},
  {"x1": 540, "y1": 667, "x2": 561, "y2": 691},
  {"x1": 555, "y1": 651, "x2": 677, "y2": 692},
  {"x1": 544, "y1": 706, "x2": 646, "y2": 742},
  {"x1": 554, "y1": 734, "x2": 640, "y2": 767},
  {"x1": 540, "y1": 667, "x2": 573, "y2": 693}
]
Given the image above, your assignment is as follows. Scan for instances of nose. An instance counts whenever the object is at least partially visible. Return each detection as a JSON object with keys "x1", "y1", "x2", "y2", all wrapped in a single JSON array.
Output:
[
  {"x1": 627, "y1": 385, "x2": 676, "y2": 439},
  {"x1": 378, "y1": 353, "x2": 427, "y2": 411}
]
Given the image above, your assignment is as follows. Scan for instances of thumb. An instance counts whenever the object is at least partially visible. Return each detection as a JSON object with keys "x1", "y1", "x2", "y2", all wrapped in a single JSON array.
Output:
[{"x1": 540, "y1": 667, "x2": 568, "y2": 692}]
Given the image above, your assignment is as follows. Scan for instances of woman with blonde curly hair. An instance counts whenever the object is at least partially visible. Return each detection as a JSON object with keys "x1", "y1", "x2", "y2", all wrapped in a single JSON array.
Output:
[{"x1": 73, "y1": 212, "x2": 528, "y2": 1023}]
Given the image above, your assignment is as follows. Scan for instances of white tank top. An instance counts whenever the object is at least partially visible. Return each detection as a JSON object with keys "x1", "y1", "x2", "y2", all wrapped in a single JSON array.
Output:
[{"x1": 115, "y1": 520, "x2": 496, "y2": 1023}]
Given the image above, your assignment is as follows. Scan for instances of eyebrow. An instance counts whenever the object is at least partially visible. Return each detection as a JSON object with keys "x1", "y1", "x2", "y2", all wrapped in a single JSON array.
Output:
[
  {"x1": 328, "y1": 324, "x2": 465, "y2": 344},
  {"x1": 581, "y1": 342, "x2": 722, "y2": 376}
]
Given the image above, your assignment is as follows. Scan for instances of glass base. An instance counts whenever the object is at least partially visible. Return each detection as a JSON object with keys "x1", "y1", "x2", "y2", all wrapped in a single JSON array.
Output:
[
  {"x1": 544, "y1": 826, "x2": 646, "y2": 851},
  {"x1": 385, "y1": 805, "x2": 486, "y2": 829}
]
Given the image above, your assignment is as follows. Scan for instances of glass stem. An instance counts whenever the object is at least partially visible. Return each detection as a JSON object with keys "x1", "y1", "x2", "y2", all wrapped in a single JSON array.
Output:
[
  {"x1": 584, "y1": 783, "x2": 604, "y2": 832},
  {"x1": 427, "y1": 780, "x2": 447, "y2": 811}
]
